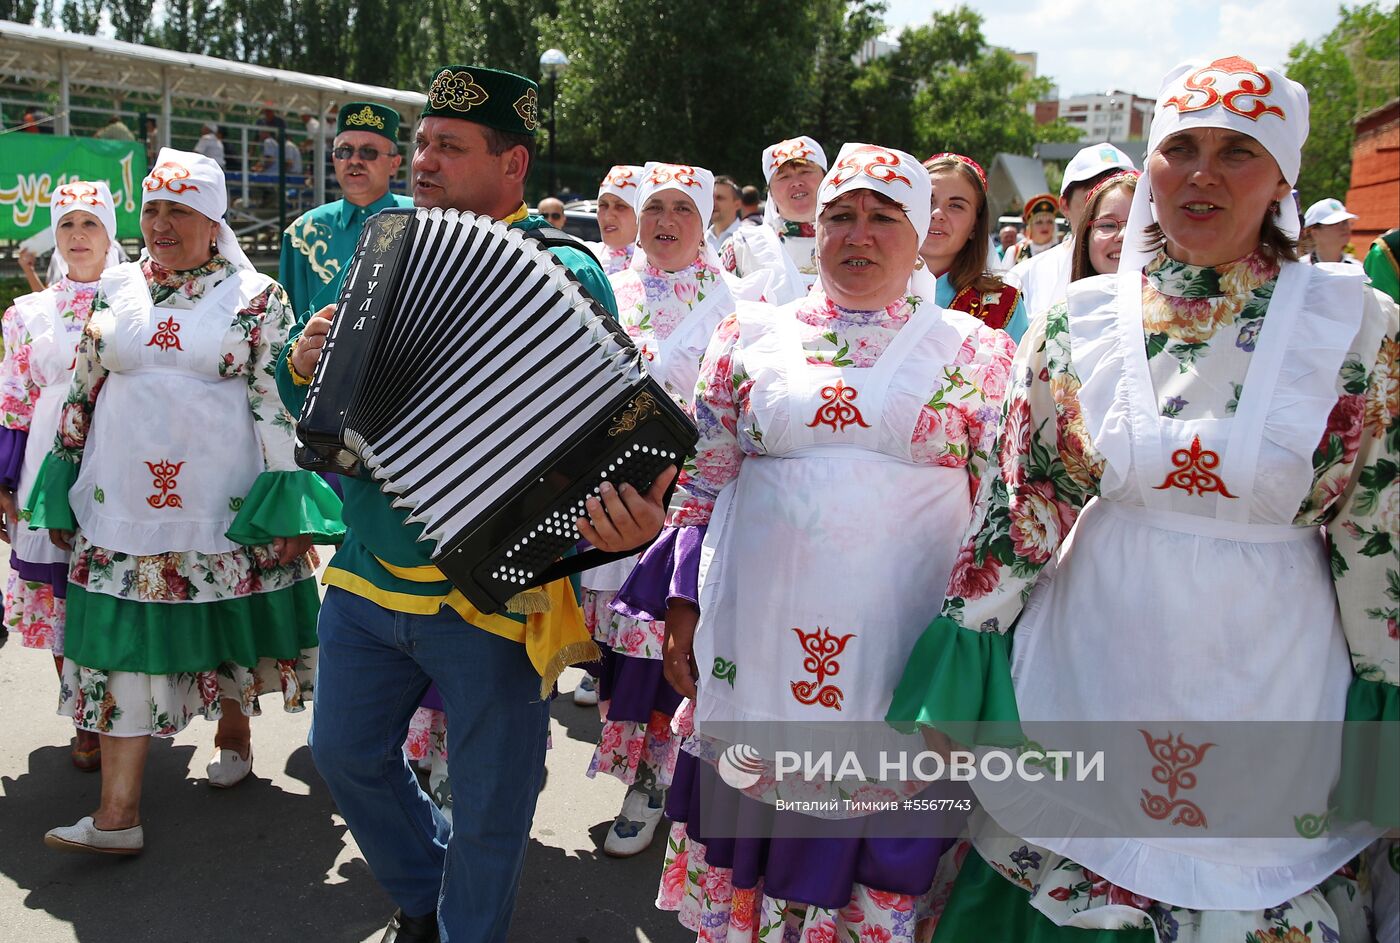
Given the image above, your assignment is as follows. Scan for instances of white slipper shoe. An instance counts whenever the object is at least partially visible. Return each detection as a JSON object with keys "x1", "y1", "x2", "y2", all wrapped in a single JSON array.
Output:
[
  {"x1": 44, "y1": 816, "x2": 144, "y2": 855},
  {"x1": 206, "y1": 748, "x2": 253, "y2": 788},
  {"x1": 602, "y1": 789, "x2": 665, "y2": 857}
]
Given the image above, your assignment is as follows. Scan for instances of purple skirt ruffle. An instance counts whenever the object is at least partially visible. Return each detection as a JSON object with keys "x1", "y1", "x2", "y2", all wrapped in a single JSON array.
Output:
[
  {"x1": 596, "y1": 646, "x2": 682, "y2": 722},
  {"x1": 666, "y1": 751, "x2": 957, "y2": 909},
  {"x1": 611, "y1": 524, "x2": 705, "y2": 622},
  {"x1": 0, "y1": 427, "x2": 26, "y2": 491},
  {"x1": 418, "y1": 683, "x2": 444, "y2": 713},
  {"x1": 9, "y1": 551, "x2": 67, "y2": 598}
]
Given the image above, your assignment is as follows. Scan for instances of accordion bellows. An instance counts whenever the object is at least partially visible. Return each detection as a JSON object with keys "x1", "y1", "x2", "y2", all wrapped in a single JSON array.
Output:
[{"x1": 296, "y1": 208, "x2": 697, "y2": 614}]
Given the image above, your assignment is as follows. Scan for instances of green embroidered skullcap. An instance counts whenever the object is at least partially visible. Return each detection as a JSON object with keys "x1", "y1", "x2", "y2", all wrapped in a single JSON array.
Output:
[
  {"x1": 337, "y1": 102, "x2": 400, "y2": 144},
  {"x1": 421, "y1": 65, "x2": 540, "y2": 136}
]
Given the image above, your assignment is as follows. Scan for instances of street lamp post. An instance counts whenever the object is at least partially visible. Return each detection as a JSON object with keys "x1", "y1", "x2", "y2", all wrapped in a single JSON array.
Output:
[{"x1": 539, "y1": 48, "x2": 570, "y2": 198}]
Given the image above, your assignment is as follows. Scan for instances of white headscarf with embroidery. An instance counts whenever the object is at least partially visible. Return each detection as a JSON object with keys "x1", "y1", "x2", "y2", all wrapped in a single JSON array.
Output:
[
  {"x1": 1120, "y1": 56, "x2": 1309, "y2": 274},
  {"x1": 598, "y1": 164, "x2": 644, "y2": 210},
  {"x1": 634, "y1": 162, "x2": 719, "y2": 271},
  {"x1": 48, "y1": 179, "x2": 126, "y2": 280},
  {"x1": 141, "y1": 146, "x2": 253, "y2": 272},
  {"x1": 761, "y1": 135, "x2": 828, "y2": 229}
]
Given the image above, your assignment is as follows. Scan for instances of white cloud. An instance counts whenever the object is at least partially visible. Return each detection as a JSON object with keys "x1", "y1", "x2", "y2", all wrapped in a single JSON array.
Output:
[{"x1": 884, "y1": 0, "x2": 1352, "y2": 98}]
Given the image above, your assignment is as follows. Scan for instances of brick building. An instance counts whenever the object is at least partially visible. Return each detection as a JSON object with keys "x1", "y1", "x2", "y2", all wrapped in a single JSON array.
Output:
[{"x1": 1345, "y1": 98, "x2": 1399, "y2": 248}]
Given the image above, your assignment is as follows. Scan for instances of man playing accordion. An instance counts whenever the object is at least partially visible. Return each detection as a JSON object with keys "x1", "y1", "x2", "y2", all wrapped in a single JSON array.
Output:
[{"x1": 275, "y1": 64, "x2": 673, "y2": 943}]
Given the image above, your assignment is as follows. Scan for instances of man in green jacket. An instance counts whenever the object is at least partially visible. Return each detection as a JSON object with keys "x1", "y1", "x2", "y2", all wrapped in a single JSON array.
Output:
[
  {"x1": 278, "y1": 101, "x2": 413, "y2": 321},
  {"x1": 276, "y1": 65, "x2": 672, "y2": 943}
]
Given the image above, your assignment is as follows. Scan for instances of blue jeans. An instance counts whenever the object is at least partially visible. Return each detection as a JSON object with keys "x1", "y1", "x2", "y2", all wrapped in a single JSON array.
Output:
[{"x1": 309, "y1": 586, "x2": 549, "y2": 943}]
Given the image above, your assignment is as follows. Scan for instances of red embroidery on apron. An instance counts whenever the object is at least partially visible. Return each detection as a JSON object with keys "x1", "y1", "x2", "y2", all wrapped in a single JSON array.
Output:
[
  {"x1": 1138, "y1": 729, "x2": 1214, "y2": 828},
  {"x1": 1153, "y1": 435, "x2": 1236, "y2": 498},
  {"x1": 146, "y1": 315, "x2": 183, "y2": 352},
  {"x1": 806, "y1": 379, "x2": 871, "y2": 432},
  {"x1": 145, "y1": 460, "x2": 185, "y2": 509},
  {"x1": 789, "y1": 626, "x2": 855, "y2": 710}
]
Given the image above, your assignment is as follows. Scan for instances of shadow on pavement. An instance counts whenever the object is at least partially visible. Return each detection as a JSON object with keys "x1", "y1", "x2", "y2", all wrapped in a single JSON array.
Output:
[
  {"x1": 511, "y1": 822, "x2": 684, "y2": 943},
  {"x1": 549, "y1": 685, "x2": 605, "y2": 747},
  {"x1": 0, "y1": 739, "x2": 390, "y2": 942}
]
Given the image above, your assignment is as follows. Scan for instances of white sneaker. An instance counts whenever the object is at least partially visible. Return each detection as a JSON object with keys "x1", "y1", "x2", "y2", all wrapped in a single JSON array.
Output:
[
  {"x1": 206, "y1": 748, "x2": 253, "y2": 788},
  {"x1": 602, "y1": 789, "x2": 665, "y2": 857},
  {"x1": 573, "y1": 673, "x2": 599, "y2": 707},
  {"x1": 44, "y1": 816, "x2": 144, "y2": 855}
]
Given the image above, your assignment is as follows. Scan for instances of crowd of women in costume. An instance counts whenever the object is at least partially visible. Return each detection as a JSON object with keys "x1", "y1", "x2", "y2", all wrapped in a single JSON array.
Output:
[{"x1": 1, "y1": 52, "x2": 1396, "y2": 943}]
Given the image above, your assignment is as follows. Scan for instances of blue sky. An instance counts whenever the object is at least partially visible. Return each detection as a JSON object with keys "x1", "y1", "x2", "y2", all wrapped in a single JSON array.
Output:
[{"x1": 882, "y1": 0, "x2": 1361, "y2": 98}]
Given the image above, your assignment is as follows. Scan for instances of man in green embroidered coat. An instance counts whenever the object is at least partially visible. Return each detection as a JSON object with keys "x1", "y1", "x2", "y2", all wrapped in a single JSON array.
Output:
[
  {"x1": 277, "y1": 101, "x2": 414, "y2": 321},
  {"x1": 275, "y1": 66, "x2": 672, "y2": 943}
]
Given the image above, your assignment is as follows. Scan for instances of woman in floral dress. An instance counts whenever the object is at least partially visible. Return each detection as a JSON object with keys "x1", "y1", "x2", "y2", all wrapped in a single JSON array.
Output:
[
  {"x1": 582, "y1": 162, "x2": 737, "y2": 857},
  {"x1": 0, "y1": 180, "x2": 124, "y2": 769},
  {"x1": 618, "y1": 144, "x2": 1016, "y2": 941},
  {"x1": 29, "y1": 148, "x2": 341, "y2": 855},
  {"x1": 888, "y1": 58, "x2": 1398, "y2": 942},
  {"x1": 919, "y1": 153, "x2": 1030, "y2": 343}
]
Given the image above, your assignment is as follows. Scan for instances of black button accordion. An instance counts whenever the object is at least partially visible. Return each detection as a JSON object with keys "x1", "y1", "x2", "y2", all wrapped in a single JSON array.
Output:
[{"x1": 295, "y1": 207, "x2": 698, "y2": 614}]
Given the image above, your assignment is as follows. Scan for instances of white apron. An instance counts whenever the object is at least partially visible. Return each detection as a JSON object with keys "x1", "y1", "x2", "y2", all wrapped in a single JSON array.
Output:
[
  {"x1": 581, "y1": 273, "x2": 735, "y2": 596},
  {"x1": 9, "y1": 287, "x2": 86, "y2": 565},
  {"x1": 734, "y1": 225, "x2": 817, "y2": 307},
  {"x1": 971, "y1": 261, "x2": 1381, "y2": 910},
  {"x1": 69, "y1": 263, "x2": 271, "y2": 557},
  {"x1": 693, "y1": 299, "x2": 980, "y2": 761}
]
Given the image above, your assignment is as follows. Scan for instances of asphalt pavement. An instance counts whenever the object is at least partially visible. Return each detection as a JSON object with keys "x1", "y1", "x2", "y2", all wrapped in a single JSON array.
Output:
[{"x1": 0, "y1": 554, "x2": 690, "y2": 943}]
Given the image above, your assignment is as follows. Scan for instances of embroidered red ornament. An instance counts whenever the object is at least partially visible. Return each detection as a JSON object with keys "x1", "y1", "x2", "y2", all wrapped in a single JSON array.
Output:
[
  {"x1": 602, "y1": 166, "x2": 637, "y2": 190},
  {"x1": 145, "y1": 459, "x2": 185, "y2": 509},
  {"x1": 1153, "y1": 435, "x2": 1236, "y2": 498},
  {"x1": 146, "y1": 314, "x2": 183, "y2": 352},
  {"x1": 806, "y1": 379, "x2": 871, "y2": 432},
  {"x1": 829, "y1": 145, "x2": 911, "y2": 189},
  {"x1": 767, "y1": 138, "x2": 818, "y2": 172},
  {"x1": 790, "y1": 626, "x2": 856, "y2": 711},
  {"x1": 143, "y1": 161, "x2": 200, "y2": 195},
  {"x1": 645, "y1": 164, "x2": 703, "y2": 188},
  {"x1": 1162, "y1": 56, "x2": 1285, "y2": 122},
  {"x1": 1138, "y1": 729, "x2": 1214, "y2": 828},
  {"x1": 53, "y1": 182, "x2": 105, "y2": 208}
]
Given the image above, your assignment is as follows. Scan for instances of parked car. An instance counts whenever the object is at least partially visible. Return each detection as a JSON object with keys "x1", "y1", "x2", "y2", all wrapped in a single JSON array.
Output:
[{"x1": 531, "y1": 201, "x2": 600, "y2": 243}]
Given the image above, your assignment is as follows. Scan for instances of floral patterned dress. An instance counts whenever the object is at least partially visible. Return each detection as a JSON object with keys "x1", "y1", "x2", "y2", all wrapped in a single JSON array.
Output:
[
  {"x1": 585, "y1": 256, "x2": 731, "y2": 788},
  {"x1": 653, "y1": 288, "x2": 1016, "y2": 943},
  {"x1": 26, "y1": 256, "x2": 341, "y2": 737},
  {"x1": 1, "y1": 277, "x2": 98, "y2": 651},
  {"x1": 888, "y1": 249, "x2": 1398, "y2": 943}
]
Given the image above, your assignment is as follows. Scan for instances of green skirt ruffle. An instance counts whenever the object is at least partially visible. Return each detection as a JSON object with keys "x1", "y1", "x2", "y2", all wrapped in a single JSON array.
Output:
[
  {"x1": 1335, "y1": 676, "x2": 1400, "y2": 828},
  {"x1": 225, "y1": 469, "x2": 345, "y2": 545},
  {"x1": 63, "y1": 580, "x2": 321, "y2": 675},
  {"x1": 886, "y1": 616, "x2": 1023, "y2": 746}
]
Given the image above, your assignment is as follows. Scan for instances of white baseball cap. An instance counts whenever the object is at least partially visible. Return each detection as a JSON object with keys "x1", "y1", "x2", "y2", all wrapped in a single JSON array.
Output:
[
  {"x1": 1303, "y1": 198, "x2": 1358, "y2": 228},
  {"x1": 1061, "y1": 142, "x2": 1136, "y2": 196}
]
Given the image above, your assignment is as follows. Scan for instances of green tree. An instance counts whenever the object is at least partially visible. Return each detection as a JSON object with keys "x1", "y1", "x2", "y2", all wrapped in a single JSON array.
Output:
[
  {"x1": 540, "y1": 0, "x2": 821, "y2": 186},
  {"x1": 1287, "y1": 1, "x2": 1400, "y2": 207},
  {"x1": 796, "y1": 0, "x2": 887, "y2": 148},
  {"x1": 0, "y1": 0, "x2": 38, "y2": 22},
  {"x1": 854, "y1": 7, "x2": 1077, "y2": 167},
  {"x1": 59, "y1": 0, "x2": 103, "y2": 34},
  {"x1": 109, "y1": 0, "x2": 156, "y2": 43}
]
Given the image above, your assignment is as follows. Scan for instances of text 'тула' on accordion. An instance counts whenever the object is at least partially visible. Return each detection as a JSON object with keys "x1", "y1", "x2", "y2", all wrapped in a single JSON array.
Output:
[{"x1": 295, "y1": 207, "x2": 698, "y2": 614}]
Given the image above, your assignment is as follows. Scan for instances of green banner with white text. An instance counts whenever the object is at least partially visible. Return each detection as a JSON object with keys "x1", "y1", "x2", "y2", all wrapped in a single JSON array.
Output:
[{"x1": 0, "y1": 135, "x2": 144, "y2": 240}]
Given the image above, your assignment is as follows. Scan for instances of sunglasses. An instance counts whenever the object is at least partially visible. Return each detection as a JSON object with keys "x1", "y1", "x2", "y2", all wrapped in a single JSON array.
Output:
[
  {"x1": 333, "y1": 145, "x2": 390, "y2": 161},
  {"x1": 543, "y1": 212, "x2": 565, "y2": 221}
]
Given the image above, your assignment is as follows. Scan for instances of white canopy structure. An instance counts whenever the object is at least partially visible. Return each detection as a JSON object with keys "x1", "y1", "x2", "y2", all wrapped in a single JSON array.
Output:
[{"x1": 0, "y1": 20, "x2": 425, "y2": 207}]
